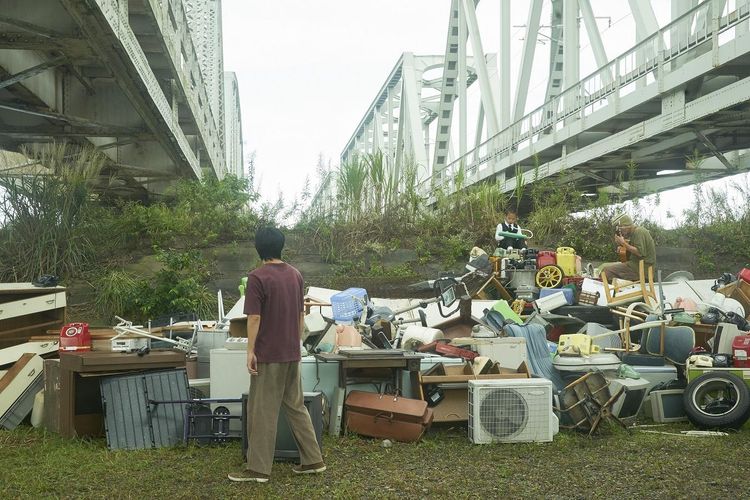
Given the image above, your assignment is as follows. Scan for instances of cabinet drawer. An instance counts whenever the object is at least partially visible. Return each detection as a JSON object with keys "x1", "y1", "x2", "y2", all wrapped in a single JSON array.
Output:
[{"x1": 0, "y1": 292, "x2": 66, "y2": 321}]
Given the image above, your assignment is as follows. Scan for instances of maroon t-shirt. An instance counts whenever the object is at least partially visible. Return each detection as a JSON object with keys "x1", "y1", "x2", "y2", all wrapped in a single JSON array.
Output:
[{"x1": 243, "y1": 262, "x2": 304, "y2": 363}]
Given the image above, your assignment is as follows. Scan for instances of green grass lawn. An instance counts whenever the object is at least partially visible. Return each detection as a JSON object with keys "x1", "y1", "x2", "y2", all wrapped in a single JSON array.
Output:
[{"x1": 1, "y1": 423, "x2": 748, "y2": 499}]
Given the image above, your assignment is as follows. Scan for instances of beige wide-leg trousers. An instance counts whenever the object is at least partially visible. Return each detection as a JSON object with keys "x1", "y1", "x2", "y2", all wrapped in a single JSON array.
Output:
[{"x1": 246, "y1": 361, "x2": 323, "y2": 475}]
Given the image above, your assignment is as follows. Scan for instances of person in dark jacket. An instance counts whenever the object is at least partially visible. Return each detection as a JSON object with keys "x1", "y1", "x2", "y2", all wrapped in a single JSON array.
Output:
[{"x1": 495, "y1": 209, "x2": 527, "y2": 250}]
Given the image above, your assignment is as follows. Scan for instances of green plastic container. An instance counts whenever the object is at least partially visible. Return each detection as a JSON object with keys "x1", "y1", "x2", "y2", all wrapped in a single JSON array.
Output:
[{"x1": 492, "y1": 300, "x2": 523, "y2": 325}]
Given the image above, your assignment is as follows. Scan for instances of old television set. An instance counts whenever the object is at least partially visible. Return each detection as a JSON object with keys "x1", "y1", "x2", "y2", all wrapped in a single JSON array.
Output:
[
  {"x1": 649, "y1": 389, "x2": 687, "y2": 423},
  {"x1": 242, "y1": 391, "x2": 324, "y2": 461},
  {"x1": 609, "y1": 378, "x2": 649, "y2": 426}
]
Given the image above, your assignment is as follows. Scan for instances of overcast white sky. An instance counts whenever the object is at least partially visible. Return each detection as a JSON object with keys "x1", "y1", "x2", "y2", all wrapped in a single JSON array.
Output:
[{"x1": 221, "y1": 1, "x2": 748, "y2": 225}]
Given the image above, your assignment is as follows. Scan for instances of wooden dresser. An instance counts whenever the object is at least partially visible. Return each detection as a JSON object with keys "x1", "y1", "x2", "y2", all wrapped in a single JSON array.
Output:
[{"x1": 0, "y1": 283, "x2": 66, "y2": 348}]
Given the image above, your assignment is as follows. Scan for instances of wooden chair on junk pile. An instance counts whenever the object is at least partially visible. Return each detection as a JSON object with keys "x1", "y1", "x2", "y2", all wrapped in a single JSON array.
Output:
[
  {"x1": 609, "y1": 301, "x2": 695, "y2": 365},
  {"x1": 609, "y1": 301, "x2": 662, "y2": 354},
  {"x1": 464, "y1": 261, "x2": 513, "y2": 302},
  {"x1": 601, "y1": 260, "x2": 658, "y2": 309},
  {"x1": 555, "y1": 371, "x2": 629, "y2": 436}
]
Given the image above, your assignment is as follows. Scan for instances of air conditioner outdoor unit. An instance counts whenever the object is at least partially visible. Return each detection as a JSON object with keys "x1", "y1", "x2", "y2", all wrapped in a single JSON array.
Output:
[{"x1": 468, "y1": 378, "x2": 559, "y2": 444}]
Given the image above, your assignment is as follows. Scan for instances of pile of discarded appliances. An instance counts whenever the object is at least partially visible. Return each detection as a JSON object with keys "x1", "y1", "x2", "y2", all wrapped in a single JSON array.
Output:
[
  {"x1": 2, "y1": 258, "x2": 750, "y2": 452},
  {"x1": 294, "y1": 251, "x2": 750, "y2": 443}
]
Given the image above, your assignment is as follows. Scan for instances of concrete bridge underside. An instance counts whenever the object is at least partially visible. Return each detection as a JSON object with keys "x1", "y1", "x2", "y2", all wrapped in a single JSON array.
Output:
[{"x1": 0, "y1": 0, "x2": 231, "y2": 198}]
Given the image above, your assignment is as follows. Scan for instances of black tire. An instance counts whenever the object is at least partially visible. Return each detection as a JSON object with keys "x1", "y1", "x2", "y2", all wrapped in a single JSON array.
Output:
[{"x1": 683, "y1": 372, "x2": 750, "y2": 429}]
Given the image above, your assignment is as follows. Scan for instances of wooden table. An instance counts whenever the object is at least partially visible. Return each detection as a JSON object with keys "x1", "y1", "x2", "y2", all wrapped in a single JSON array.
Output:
[
  {"x1": 677, "y1": 322, "x2": 716, "y2": 351},
  {"x1": 314, "y1": 351, "x2": 423, "y2": 392},
  {"x1": 314, "y1": 351, "x2": 423, "y2": 435},
  {"x1": 51, "y1": 350, "x2": 186, "y2": 438}
]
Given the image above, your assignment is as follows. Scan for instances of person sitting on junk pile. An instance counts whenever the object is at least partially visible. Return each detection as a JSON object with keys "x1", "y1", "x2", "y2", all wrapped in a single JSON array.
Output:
[
  {"x1": 596, "y1": 213, "x2": 656, "y2": 282},
  {"x1": 495, "y1": 209, "x2": 528, "y2": 250},
  {"x1": 228, "y1": 226, "x2": 326, "y2": 483}
]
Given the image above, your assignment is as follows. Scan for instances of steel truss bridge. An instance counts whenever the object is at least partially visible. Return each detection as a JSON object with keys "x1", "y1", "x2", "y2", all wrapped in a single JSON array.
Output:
[
  {"x1": 316, "y1": 0, "x2": 750, "y2": 214},
  {"x1": 0, "y1": 0, "x2": 243, "y2": 196}
]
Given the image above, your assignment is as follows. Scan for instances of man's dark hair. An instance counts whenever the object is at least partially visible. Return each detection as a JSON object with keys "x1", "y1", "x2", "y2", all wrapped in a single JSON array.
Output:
[
  {"x1": 505, "y1": 209, "x2": 518, "y2": 216},
  {"x1": 254, "y1": 226, "x2": 285, "y2": 260}
]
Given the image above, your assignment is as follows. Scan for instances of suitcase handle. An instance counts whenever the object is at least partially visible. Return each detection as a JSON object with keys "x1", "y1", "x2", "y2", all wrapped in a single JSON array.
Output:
[
  {"x1": 379, "y1": 384, "x2": 401, "y2": 402},
  {"x1": 373, "y1": 411, "x2": 394, "y2": 423}
]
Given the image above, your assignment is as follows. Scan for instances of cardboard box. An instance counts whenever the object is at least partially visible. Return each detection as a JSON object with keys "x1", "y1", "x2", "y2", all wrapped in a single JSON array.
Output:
[
  {"x1": 418, "y1": 361, "x2": 530, "y2": 422},
  {"x1": 430, "y1": 389, "x2": 470, "y2": 422},
  {"x1": 717, "y1": 280, "x2": 750, "y2": 319},
  {"x1": 229, "y1": 316, "x2": 246, "y2": 337},
  {"x1": 419, "y1": 360, "x2": 529, "y2": 384}
]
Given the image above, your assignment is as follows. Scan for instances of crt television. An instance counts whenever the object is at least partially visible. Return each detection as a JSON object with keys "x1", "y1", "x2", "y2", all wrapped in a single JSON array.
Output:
[
  {"x1": 649, "y1": 389, "x2": 687, "y2": 423},
  {"x1": 242, "y1": 391, "x2": 324, "y2": 461},
  {"x1": 609, "y1": 378, "x2": 649, "y2": 426}
]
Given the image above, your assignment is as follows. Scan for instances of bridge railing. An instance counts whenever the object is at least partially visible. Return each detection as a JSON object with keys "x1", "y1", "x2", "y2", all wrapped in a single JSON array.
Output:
[{"x1": 425, "y1": 0, "x2": 748, "y2": 197}]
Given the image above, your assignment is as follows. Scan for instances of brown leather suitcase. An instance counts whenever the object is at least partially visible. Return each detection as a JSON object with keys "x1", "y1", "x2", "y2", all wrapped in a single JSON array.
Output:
[{"x1": 344, "y1": 390, "x2": 434, "y2": 442}]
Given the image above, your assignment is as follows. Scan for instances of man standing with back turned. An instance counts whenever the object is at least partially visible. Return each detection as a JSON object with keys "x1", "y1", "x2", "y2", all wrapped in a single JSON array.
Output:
[{"x1": 228, "y1": 227, "x2": 325, "y2": 483}]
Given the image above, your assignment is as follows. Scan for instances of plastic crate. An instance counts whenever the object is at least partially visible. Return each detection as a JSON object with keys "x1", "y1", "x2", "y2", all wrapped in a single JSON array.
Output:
[
  {"x1": 578, "y1": 291, "x2": 600, "y2": 306},
  {"x1": 562, "y1": 276, "x2": 585, "y2": 292},
  {"x1": 330, "y1": 288, "x2": 369, "y2": 323},
  {"x1": 539, "y1": 287, "x2": 574, "y2": 305}
]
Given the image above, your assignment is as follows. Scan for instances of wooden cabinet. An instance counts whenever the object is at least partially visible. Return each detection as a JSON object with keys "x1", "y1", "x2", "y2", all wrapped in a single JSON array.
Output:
[
  {"x1": 0, "y1": 283, "x2": 66, "y2": 348},
  {"x1": 49, "y1": 351, "x2": 186, "y2": 438},
  {"x1": 718, "y1": 280, "x2": 750, "y2": 318}
]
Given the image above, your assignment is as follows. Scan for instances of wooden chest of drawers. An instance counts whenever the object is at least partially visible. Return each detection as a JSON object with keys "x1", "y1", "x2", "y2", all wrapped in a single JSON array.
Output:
[{"x1": 0, "y1": 283, "x2": 66, "y2": 348}]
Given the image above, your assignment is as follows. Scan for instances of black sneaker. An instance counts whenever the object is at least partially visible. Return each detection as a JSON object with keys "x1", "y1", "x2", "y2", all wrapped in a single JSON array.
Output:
[{"x1": 292, "y1": 462, "x2": 326, "y2": 474}]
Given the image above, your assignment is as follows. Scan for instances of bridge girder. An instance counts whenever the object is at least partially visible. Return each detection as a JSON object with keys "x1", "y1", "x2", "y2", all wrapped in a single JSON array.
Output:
[
  {"x1": 0, "y1": 0, "x2": 243, "y2": 196},
  {"x1": 328, "y1": 0, "x2": 750, "y2": 217}
]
